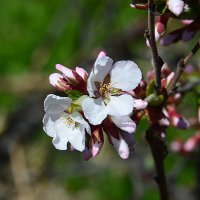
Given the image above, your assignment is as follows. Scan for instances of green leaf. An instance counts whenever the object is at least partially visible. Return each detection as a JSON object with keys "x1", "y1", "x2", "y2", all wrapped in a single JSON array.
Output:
[
  {"x1": 146, "y1": 80, "x2": 156, "y2": 96},
  {"x1": 145, "y1": 93, "x2": 164, "y2": 106},
  {"x1": 66, "y1": 90, "x2": 83, "y2": 101}
]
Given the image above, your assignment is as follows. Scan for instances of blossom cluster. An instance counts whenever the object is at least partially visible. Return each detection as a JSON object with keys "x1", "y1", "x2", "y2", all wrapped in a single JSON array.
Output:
[
  {"x1": 131, "y1": 0, "x2": 200, "y2": 45},
  {"x1": 43, "y1": 51, "x2": 148, "y2": 159}
]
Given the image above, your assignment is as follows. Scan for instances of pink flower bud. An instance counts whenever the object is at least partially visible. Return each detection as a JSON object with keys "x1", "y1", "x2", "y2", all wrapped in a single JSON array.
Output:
[
  {"x1": 97, "y1": 51, "x2": 106, "y2": 59},
  {"x1": 56, "y1": 64, "x2": 79, "y2": 84},
  {"x1": 158, "y1": 118, "x2": 170, "y2": 127},
  {"x1": 91, "y1": 141, "x2": 101, "y2": 157},
  {"x1": 75, "y1": 67, "x2": 88, "y2": 82},
  {"x1": 133, "y1": 99, "x2": 148, "y2": 110},
  {"x1": 184, "y1": 138, "x2": 196, "y2": 152},
  {"x1": 171, "y1": 140, "x2": 183, "y2": 153},
  {"x1": 111, "y1": 136, "x2": 129, "y2": 159},
  {"x1": 166, "y1": 72, "x2": 175, "y2": 87},
  {"x1": 171, "y1": 115, "x2": 190, "y2": 129},
  {"x1": 49, "y1": 73, "x2": 72, "y2": 91},
  {"x1": 167, "y1": 0, "x2": 184, "y2": 16}
]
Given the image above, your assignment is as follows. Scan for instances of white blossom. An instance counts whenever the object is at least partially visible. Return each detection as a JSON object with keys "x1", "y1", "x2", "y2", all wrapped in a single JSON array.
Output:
[
  {"x1": 43, "y1": 94, "x2": 91, "y2": 151},
  {"x1": 82, "y1": 52, "x2": 143, "y2": 133}
]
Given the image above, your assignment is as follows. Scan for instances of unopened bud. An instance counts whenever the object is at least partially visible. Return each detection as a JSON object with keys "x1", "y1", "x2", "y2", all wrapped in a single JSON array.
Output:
[
  {"x1": 133, "y1": 99, "x2": 148, "y2": 110},
  {"x1": 111, "y1": 136, "x2": 129, "y2": 159},
  {"x1": 56, "y1": 64, "x2": 78, "y2": 84},
  {"x1": 167, "y1": 0, "x2": 184, "y2": 16},
  {"x1": 49, "y1": 73, "x2": 72, "y2": 91},
  {"x1": 97, "y1": 51, "x2": 106, "y2": 59},
  {"x1": 75, "y1": 67, "x2": 88, "y2": 82}
]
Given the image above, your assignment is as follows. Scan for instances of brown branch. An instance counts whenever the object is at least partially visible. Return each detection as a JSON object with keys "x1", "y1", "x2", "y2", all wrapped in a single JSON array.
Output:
[
  {"x1": 177, "y1": 80, "x2": 200, "y2": 93},
  {"x1": 146, "y1": 126, "x2": 169, "y2": 200},
  {"x1": 146, "y1": 0, "x2": 163, "y2": 93},
  {"x1": 167, "y1": 39, "x2": 200, "y2": 94}
]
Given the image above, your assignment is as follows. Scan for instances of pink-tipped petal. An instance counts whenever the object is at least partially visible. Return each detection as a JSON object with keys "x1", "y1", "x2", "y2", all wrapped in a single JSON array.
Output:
[
  {"x1": 56, "y1": 64, "x2": 75, "y2": 80},
  {"x1": 184, "y1": 138, "x2": 196, "y2": 152},
  {"x1": 97, "y1": 51, "x2": 106, "y2": 59},
  {"x1": 171, "y1": 140, "x2": 183, "y2": 153},
  {"x1": 111, "y1": 136, "x2": 129, "y2": 159},
  {"x1": 49, "y1": 73, "x2": 63, "y2": 87},
  {"x1": 167, "y1": 0, "x2": 184, "y2": 16},
  {"x1": 91, "y1": 141, "x2": 101, "y2": 157},
  {"x1": 75, "y1": 67, "x2": 88, "y2": 81},
  {"x1": 134, "y1": 99, "x2": 148, "y2": 110},
  {"x1": 158, "y1": 118, "x2": 170, "y2": 127}
]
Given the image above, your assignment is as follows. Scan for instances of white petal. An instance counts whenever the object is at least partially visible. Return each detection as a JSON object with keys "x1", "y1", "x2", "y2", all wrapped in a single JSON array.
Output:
[
  {"x1": 110, "y1": 61, "x2": 142, "y2": 91},
  {"x1": 111, "y1": 136, "x2": 130, "y2": 159},
  {"x1": 82, "y1": 97, "x2": 108, "y2": 125},
  {"x1": 43, "y1": 113, "x2": 60, "y2": 137},
  {"x1": 70, "y1": 112, "x2": 91, "y2": 134},
  {"x1": 107, "y1": 94, "x2": 134, "y2": 116},
  {"x1": 44, "y1": 94, "x2": 72, "y2": 115},
  {"x1": 133, "y1": 99, "x2": 148, "y2": 110},
  {"x1": 111, "y1": 116, "x2": 136, "y2": 133},
  {"x1": 167, "y1": 0, "x2": 184, "y2": 16},
  {"x1": 52, "y1": 119, "x2": 71, "y2": 150},
  {"x1": 68, "y1": 127, "x2": 85, "y2": 152},
  {"x1": 87, "y1": 55, "x2": 113, "y2": 97},
  {"x1": 49, "y1": 73, "x2": 63, "y2": 87}
]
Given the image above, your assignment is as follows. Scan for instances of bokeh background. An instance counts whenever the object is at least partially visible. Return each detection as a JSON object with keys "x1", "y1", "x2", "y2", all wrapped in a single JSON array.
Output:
[{"x1": 0, "y1": 0, "x2": 200, "y2": 200}]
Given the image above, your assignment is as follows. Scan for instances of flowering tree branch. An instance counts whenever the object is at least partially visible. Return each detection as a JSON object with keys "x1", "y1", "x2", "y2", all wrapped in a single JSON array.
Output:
[
  {"x1": 167, "y1": 39, "x2": 200, "y2": 94},
  {"x1": 146, "y1": 0, "x2": 163, "y2": 94},
  {"x1": 145, "y1": 1, "x2": 169, "y2": 200}
]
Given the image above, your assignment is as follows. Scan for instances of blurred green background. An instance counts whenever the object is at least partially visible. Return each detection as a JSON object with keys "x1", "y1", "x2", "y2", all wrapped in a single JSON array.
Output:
[{"x1": 0, "y1": 0, "x2": 200, "y2": 200}]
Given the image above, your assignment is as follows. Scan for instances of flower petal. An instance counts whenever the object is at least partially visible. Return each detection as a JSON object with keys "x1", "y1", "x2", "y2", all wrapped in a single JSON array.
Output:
[
  {"x1": 82, "y1": 97, "x2": 108, "y2": 125},
  {"x1": 49, "y1": 73, "x2": 63, "y2": 87},
  {"x1": 53, "y1": 118, "x2": 85, "y2": 151},
  {"x1": 44, "y1": 94, "x2": 72, "y2": 115},
  {"x1": 68, "y1": 127, "x2": 85, "y2": 152},
  {"x1": 52, "y1": 119, "x2": 71, "y2": 150},
  {"x1": 70, "y1": 112, "x2": 91, "y2": 134},
  {"x1": 167, "y1": 0, "x2": 184, "y2": 16},
  {"x1": 56, "y1": 64, "x2": 75, "y2": 80},
  {"x1": 111, "y1": 136, "x2": 130, "y2": 159},
  {"x1": 111, "y1": 116, "x2": 136, "y2": 133},
  {"x1": 134, "y1": 99, "x2": 148, "y2": 110},
  {"x1": 107, "y1": 94, "x2": 134, "y2": 116},
  {"x1": 87, "y1": 55, "x2": 113, "y2": 97},
  {"x1": 43, "y1": 113, "x2": 60, "y2": 137},
  {"x1": 110, "y1": 61, "x2": 142, "y2": 91},
  {"x1": 75, "y1": 67, "x2": 88, "y2": 81}
]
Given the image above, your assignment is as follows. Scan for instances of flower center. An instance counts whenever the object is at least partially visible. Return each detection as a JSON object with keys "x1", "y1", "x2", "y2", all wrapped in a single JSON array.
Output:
[
  {"x1": 99, "y1": 83, "x2": 111, "y2": 98},
  {"x1": 62, "y1": 115, "x2": 76, "y2": 128}
]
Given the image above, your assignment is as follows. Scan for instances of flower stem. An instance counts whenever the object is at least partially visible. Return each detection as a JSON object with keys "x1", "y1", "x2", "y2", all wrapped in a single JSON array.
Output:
[
  {"x1": 146, "y1": 126, "x2": 169, "y2": 200},
  {"x1": 146, "y1": 0, "x2": 163, "y2": 94}
]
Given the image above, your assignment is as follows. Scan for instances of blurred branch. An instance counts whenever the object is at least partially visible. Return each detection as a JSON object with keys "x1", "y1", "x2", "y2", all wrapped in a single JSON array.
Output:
[
  {"x1": 146, "y1": 126, "x2": 169, "y2": 200},
  {"x1": 177, "y1": 80, "x2": 200, "y2": 93},
  {"x1": 167, "y1": 39, "x2": 200, "y2": 94},
  {"x1": 10, "y1": 143, "x2": 35, "y2": 200},
  {"x1": 0, "y1": 94, "x2": 45, "y2": 158}
]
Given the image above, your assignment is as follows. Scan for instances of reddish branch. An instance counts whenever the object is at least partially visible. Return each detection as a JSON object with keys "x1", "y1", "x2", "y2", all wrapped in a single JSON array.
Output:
[
  {"x1": 167, "y1": 39, "x2": 200, "y2": 93},
  {"x1": 146, "y1": 0, "x2": 163, "y2": 94},
  {"x1": 146, "y1": 126, "x2": 169, "y2": 200}
]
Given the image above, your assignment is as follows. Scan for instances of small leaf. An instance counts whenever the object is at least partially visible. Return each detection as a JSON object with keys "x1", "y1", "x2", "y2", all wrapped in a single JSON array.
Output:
[
  {"x1": 145, "y1": 93, "x2": 164, "y2": 106},
  {"x1": 66, "y1": 90, "x2": 83, "y2": 101}
]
